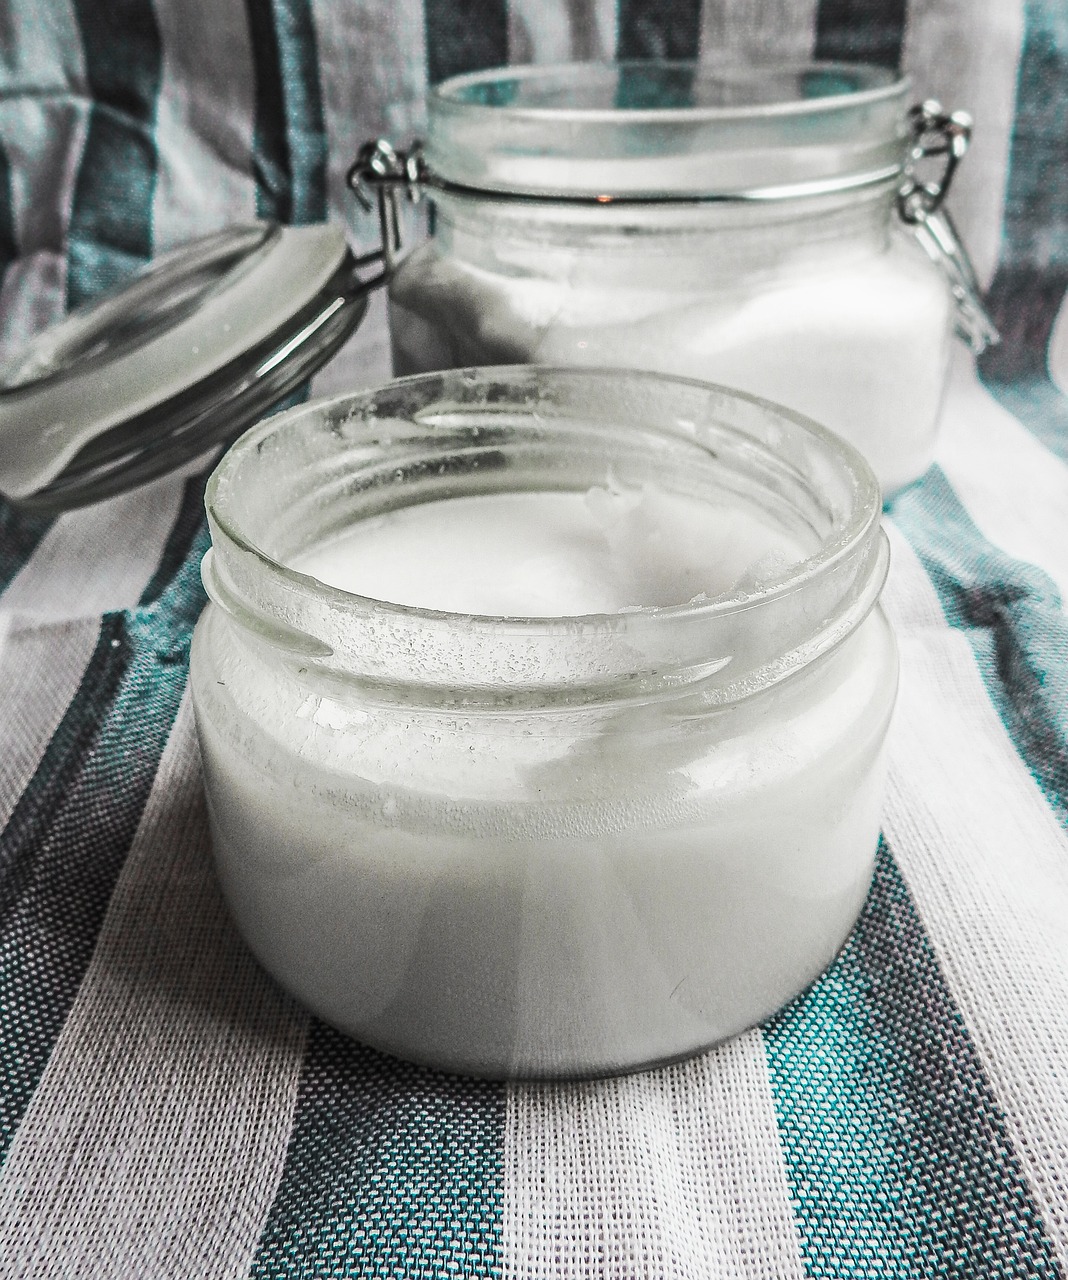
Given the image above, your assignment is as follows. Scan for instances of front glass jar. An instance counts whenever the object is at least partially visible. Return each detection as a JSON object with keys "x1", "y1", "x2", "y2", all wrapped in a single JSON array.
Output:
[
  {"x1": 189, "y1": 366, "x2": 898, "y2": 1079},
  {"x1": 374, "y1": 62, "x2": 992, "y2": 497}
]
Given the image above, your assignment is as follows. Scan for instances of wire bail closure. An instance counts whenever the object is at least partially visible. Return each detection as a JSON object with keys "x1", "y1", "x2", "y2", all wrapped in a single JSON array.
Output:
[
  {"x1": 349, "y1": 97, "x2": 999, "y2": 354},
  {"x1": 896, "y1": 100, "x2": 999, "y2": 353},
  {"x1": 897, "y1": 100, "x2": 972, "y2": 223},
  {"x1": 349, "y1": 140, "x2": 426, "y2": 272}
]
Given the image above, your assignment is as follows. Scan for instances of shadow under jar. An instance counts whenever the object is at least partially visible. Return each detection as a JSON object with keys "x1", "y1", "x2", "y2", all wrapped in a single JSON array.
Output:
[
  {"x1": 374, "y1": 61, "x2": 996, "y2": 497},
  {"x1": 189, "y1": 366, "x2": 898, "y2": 1079}
]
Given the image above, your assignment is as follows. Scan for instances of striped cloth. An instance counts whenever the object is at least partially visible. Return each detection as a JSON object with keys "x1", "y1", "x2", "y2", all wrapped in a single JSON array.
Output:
[{"x1": 1, "y1": 1, "x2": 1067, "y2": 1276}]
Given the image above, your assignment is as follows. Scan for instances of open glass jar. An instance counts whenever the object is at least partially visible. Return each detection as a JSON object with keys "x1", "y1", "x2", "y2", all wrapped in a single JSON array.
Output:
[
  {"x1": 356, "y1": 62, "x2": 997, "y2": 497},
  {"x1": 189, "y1": 366, "x2": 898, "y2": 1079}
]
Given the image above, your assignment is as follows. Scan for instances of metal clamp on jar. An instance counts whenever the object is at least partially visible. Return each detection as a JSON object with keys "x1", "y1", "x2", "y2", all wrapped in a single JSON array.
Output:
[{"x1": 351, "y1": 62, "x2": 998, "y2": 496}]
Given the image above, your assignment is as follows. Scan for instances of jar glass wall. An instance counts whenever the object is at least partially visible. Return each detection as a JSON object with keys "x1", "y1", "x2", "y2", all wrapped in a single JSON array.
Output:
[
  {"x1": 390, "y1": 190, "x2": 953, "y2": 496},
  {"x1": 189, "y1": 366, "x2": 898, "y2": 1078}
]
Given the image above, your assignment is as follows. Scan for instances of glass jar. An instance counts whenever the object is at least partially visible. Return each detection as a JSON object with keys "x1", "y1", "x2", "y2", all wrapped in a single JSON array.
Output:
[
  {"x1": 359, "y1": 62, "x2": 995, "y2": 497},
  {"x1": 189, "y1": 366, "x2": 898, "y2": 1079}
]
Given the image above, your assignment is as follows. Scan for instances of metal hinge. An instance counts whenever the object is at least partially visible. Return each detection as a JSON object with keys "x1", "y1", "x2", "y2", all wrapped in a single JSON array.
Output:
[{"x1": 897, "y1": 101, "x2": 999, "y2": 353}]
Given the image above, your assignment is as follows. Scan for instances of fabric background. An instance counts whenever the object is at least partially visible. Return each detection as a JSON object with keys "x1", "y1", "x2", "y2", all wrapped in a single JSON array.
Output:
[{"x1": 1, "y1": 1, "x2": 1067, "y2": 1276}]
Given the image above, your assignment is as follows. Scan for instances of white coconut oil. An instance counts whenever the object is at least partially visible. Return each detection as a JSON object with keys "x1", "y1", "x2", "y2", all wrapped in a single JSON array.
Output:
[
  {"x1": 390, "y1": 194, "x2": 953, "y2": 497},
  {"x1": 293, "y1": 486, "x2": 808, "y2": 615},
  {"x1": 190, "y1": 367, "x2": 898, "y2": 1078}
]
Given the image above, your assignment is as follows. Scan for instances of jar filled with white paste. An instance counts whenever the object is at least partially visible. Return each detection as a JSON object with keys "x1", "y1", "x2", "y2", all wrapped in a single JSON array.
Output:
[
  {"x1": 190, "y1": 366, "x2": 897, "y2": 1079},
  {"x1": 356, "y1": 62, "x2": 996, "y2": 497}
]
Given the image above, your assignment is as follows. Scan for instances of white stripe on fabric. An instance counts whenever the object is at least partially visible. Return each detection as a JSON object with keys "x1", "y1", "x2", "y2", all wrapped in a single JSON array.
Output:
[
  {"x1": 308, "y1": 0, "x2": 427, "y2": 395},
  {"x1": 0, "y1": 1, "x2": 87, "y2": 359},
  {"x1": 0, "y1": 3, "x2": 86, "y2": 95},
  {"x1": 700, "y1": 1, "x2": 817, "y2": 63},
  {"x1": 151, "y1": 0, "x2": 258, "y2": 250},
  {"x1": 935, "y1": 350, "x2": 1068, "y2": 604},
  {"x1": 0, "y1": 236, "x2": 73, "y2": 363},
  {"x1": 504, "y1": 1031, "x2": 806, "y2": 1280},
  {"x1": 0, "y1": 695, "x2": 309, "y2": 1279},
  {"x1": 901, "y1": 0, "x2": 1024, "y2": 288},
  {"x1": 0, "y1": 99, "x2": 88, "y2": 358},
  {"x1": 509, "y1": 0, "x2": 618, "y2": 64},
  {"x1": 311, "y1": 0, "x2": 426, "y2": 228},
  {"x1": 508, "y1": 0, "x2": 571, "y2": 64},
  {"x1": 0, "y1": 615, "x2": 100, "y2": 831},
  {"x1": 0, "y1": 470, "x2": 192, "y2": 621},
  {"x1": 880, "y1": 521, "x2": 1068, "y2": 1268}
]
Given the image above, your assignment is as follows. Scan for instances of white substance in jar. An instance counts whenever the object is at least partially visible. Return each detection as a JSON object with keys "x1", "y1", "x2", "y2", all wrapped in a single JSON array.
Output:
[
  {"x1": 190, "y1": 368, "x2": 898, "y2": 1078},
  {"x1": 295, "y1": 487, "x2": 807, "y2": 615},
  {"x1": 391, "y1": 210, "x2": 954, "y2": 497}
]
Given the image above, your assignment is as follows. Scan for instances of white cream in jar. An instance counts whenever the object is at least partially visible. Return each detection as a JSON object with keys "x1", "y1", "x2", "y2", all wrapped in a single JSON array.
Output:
[
  {"x1": 374, "y1": 62, "x2": 996, "y2": 496},
  {"x1": 392, "y1": 208, "x2": 952, "y2": 496},
  {"x1": 293, "y1": 487, "x2": 807, "y2": 615},
  {"x1": 190, "y1": 366, "x2": 898, "y2": 1078}
]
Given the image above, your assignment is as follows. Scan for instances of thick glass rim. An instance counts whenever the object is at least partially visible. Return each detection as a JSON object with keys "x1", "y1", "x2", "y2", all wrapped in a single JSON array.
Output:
[
  {"x1": 206, "y1": 368, "x2": 879, "y2": 627},
  {"x1": 202, "y1": 366, "x2": 887, "y2": 704},
  {"x1": 430, "y1": 59, "x2": 907, "y2": 127},
  {"x1": 423, "y1": 60, "x2": 911, "y2": 199}
]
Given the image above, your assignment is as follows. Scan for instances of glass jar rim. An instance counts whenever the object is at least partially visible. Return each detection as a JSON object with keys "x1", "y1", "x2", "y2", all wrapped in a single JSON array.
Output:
[
  {"x1": 202, "y1": 366, "x2": 888, "y2": 706},
  {"x1": 425, "y1": 60, "x2": 911, "y2": 199},
  {"x1": 432, "y1": 60, "x2": 904, "y2": 124}
]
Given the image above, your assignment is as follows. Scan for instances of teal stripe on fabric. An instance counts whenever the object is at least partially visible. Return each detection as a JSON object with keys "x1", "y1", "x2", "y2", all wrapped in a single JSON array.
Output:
[
  {"x1": 978, "y1": 0, "x2": 1068, "y2": 463},
  {"x1": 249, "y1": 1021, "x2": 504, "y2": 1279},
  {"x1": 0, "y1": 503, "x2": 53, "y2": 596},
  {"x1": 0, "y1": 529, "x2": 208, "y2": 1161},
  {"x1": 65, "y1": 0, "x2": 163, "y2": 307},
  {"x1": 0, "y1": 142, "x2": 15, "y2": 289},
  {"x1": 981, "y1": 370, "x2": 1068, "y2": 466},
  {"x1": 764, "y1": 840, "x2": 1062, "y2": 1280},
  {"x1": 813, "y1": 0, "x2": 907, "y2": 68},
  {"x1": 246, "y1": 0, "x2": 328, "y2": 225},
  {"x1": 425, "y1": 0, "x2": 509, "y2": 86},
  {"x1": 890, "y1": 466, "x2": 1068, "y2": 826},
  {"x1": 617, "y1": 0, "x2": 701, "y2": 60}
]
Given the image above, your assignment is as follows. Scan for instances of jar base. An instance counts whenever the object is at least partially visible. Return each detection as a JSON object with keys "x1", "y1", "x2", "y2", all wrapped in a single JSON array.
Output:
[
  {"x1": 218, "y1": 842, "x2": 876, "y2": 1082},
  {"x1": 312, "y1": 926, "x2": 863, "y2": 1081}
]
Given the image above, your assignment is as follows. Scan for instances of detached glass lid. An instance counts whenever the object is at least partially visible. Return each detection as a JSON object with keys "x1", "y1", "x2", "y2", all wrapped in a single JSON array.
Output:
[
  {"x1": 0, "y1": 220, "x2": 377, "y2": 512},
  {"x1": 422, "y1": 61, "x2": 911, "y2": 198}
]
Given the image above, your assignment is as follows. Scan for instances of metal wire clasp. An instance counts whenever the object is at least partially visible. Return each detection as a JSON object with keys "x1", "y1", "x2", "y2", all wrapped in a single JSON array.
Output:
[
  {"x1": 897, "y1": 100, "x2": 972, "y2": 223},
  {"x1": 896, "y1": 101, "x2": 1000, "y2": 353},
  {"x1": 348, "y1": 140, "x2": 427, "y2": 271}
]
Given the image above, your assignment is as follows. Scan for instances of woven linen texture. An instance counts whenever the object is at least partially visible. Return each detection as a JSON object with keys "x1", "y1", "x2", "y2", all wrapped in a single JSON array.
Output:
[{"x1": 0, "y1": 0, "x2": 1067, "y2": 1276}]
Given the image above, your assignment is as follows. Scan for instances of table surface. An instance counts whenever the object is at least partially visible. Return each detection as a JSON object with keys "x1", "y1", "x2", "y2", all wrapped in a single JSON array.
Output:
[{"x1": 1, "y1": 3, "x2": 1067, "y2": 1277}]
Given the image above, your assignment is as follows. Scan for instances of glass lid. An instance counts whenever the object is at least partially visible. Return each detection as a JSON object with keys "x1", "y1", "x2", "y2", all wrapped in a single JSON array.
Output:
[
  {"x1": 0, "y1": 221, "x2": 373, "y2": 512},
  {"x1": 426, "y1": 60, "x2": 911, "y2": 198}
]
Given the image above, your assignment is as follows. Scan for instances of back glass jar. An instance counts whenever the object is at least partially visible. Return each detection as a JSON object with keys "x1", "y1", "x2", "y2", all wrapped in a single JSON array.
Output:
[{"x1": 355, "y1": 61, "x2": 997, "y2": 496}]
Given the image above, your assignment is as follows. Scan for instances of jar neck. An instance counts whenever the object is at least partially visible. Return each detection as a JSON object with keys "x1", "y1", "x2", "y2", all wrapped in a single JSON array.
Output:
[
  {"x1": 425, "y1": 62, "x2": 910, "y2": 202},
  {"x1": 429, "y1": 182, "x2": 896, "y2": 282}
]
